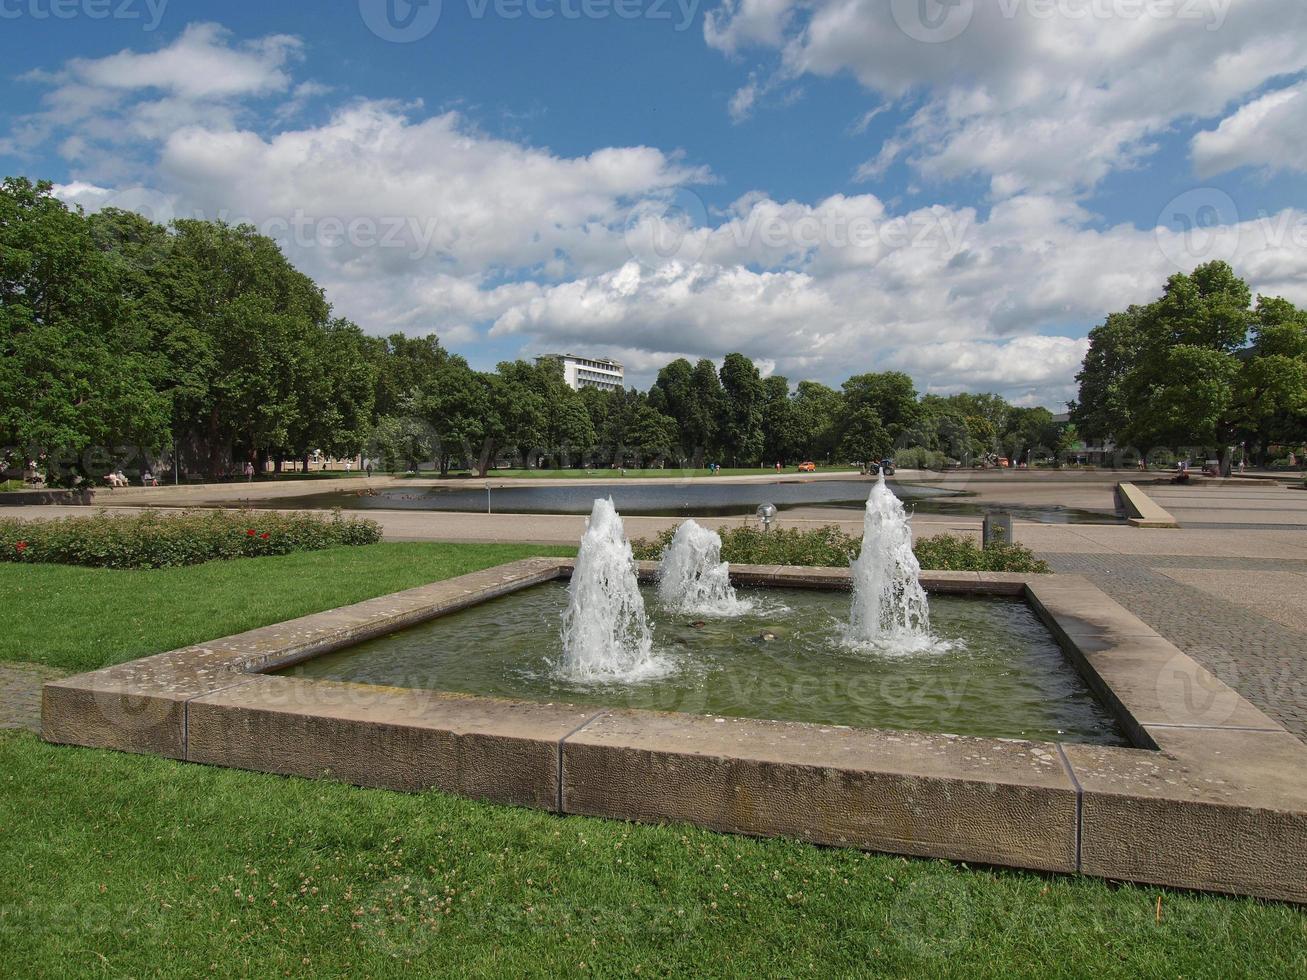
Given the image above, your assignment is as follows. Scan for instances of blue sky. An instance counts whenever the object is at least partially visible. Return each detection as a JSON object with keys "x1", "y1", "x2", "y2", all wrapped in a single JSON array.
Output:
[{"x1": 3, "y1": 0, "x2": 1306, "y2": 406}]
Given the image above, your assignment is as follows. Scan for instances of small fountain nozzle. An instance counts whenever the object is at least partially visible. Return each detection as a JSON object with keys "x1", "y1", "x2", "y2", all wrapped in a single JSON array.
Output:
[{"x1": 756, "y1": 503, "x2": 777, "y2": 530}]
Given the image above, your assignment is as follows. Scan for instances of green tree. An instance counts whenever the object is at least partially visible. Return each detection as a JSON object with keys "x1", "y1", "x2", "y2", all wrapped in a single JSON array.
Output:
[
  {"x1": 789, "y1": 381, "x2": 841, "y2": 460},
  {"x1": 836, "y1": 407, "x2": 892, "y2": 465},
  {"x1": 1074, "y1": 262, "x2": 1307, "y2": 469},
  {"x1": 1071, "y1": 308, "x2": 1143, "y2": 443},
  {"x1": 367, "y1": 414, "x2": 434, "y2": 473},
  {"x1": 841, "y1": 372, "x2": 920, "y2": 441},
  {"x1": 416, "y1": 359, "x2": 488, "y2": 476},
  {"x1": 685, "y1": 358, "x2": 725, "y2": 461},
  {"x1": 760, "y1": 375, "x2": 795, "y2": 464},
  {"x1": 371, "y1": 334, "x2": 450, "y2": 418},
  {"x1": 0, "y1": 178, "x2": 170, "y2": 483},
  {"x1": 719, "y1": 352, "x2": 764, "y2": 465}
]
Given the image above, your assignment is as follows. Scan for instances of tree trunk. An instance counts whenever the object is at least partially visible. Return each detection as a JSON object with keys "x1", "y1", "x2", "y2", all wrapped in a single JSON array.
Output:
[{"x1": 206, "y1": 409, "x2": 223, "y2": 480}]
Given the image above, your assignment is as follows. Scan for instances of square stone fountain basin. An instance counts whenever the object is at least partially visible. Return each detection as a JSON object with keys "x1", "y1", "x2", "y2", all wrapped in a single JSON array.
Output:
[
  {"x1": 41, "y1": 558, "x2": 1307, "y2": 903},
  {"x1": 277, "y1": 580, "x2": 1128, "y2": 747}
]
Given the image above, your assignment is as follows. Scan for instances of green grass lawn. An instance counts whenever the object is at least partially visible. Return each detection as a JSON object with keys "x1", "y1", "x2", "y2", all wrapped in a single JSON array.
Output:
[
  {"x1": 0, "y1": 543, "x2": 573, "y2": 674},
  {"x1": 3, "y1": 545, "x2": 1305, "y2": 975},
  {"x1": 2, "y1": 731, "x2": 1304, "y2": 978}
]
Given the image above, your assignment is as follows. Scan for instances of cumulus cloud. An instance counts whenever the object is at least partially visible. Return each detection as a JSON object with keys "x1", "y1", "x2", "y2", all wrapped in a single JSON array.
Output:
[
  {"x1": 1192, "y1": 80, "x2": 1307, "y2": 177},
  {"x1": 19, "y1": 19, "x2": 1307, "y2": 409},
  {"x1": 704, "y1": 0, "x2": 1307, "y2": 197},
  {"x1": 9, "y1": 22, "x2": 308, "y2": 174}
]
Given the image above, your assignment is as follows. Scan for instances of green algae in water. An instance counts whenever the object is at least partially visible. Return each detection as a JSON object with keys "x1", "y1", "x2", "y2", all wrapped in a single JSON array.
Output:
[{"x1": 282, "y1": 583, "x2": 1128, "y2": 746}]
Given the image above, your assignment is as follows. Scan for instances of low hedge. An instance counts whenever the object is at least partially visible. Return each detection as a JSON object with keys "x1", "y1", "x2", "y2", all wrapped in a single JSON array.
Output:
[
  {"x1": 0, "y1": 509, "x2": 382, "y2": 570},
  {"x1": 631, "y1": 525, "x2": 1050, "y2": 574}
]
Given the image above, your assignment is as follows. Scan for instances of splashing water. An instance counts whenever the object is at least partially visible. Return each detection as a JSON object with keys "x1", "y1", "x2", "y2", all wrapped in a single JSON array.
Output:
[
  {"x1": 846, "y1": 472, "x2": 951, "y2": 654},
  {"x1": 656, "y1": 520, "x2": 753, "y2": 617},
  {"x1": 558, "y1": 498, "x2": 670, "y2": 682}
]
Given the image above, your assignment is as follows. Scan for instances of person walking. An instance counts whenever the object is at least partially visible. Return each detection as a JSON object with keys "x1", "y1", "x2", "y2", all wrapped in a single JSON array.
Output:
[{"x1": 244, "y1": 460, "x2": 255, "y2": 481}]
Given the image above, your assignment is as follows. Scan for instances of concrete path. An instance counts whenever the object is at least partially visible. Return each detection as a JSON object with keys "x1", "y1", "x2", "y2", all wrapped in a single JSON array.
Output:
[
  {"x1": 1047, "y1": 554, "x2": 1307, "y2": 739},
  {"x1": 1136, "y1": 479, "x2": 1307, "y2": 528},
  {"x1": 0, "y1": 662, "x2": 65, "y2": 732}
]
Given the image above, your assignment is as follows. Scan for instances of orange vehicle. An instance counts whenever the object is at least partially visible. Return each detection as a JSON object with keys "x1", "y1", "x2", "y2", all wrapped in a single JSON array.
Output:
[{"x1": 797, "y1": 461, "x2": 816, "y2": 472}]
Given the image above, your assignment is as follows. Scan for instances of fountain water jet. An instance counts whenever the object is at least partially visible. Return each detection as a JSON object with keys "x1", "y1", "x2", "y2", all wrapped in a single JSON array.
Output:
[
  {"x1": 558, "y1": 498, "x2": 669, "y2": 681},
  {"x1": 657, "y1": 520, "x2": 752, "y2": 616},
  {"x1": 846, "y1": 472, "x2": 950, "y2": 654}
]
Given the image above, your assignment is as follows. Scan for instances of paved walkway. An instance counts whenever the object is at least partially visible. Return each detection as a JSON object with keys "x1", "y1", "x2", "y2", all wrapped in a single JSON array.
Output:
[
  {"x1": 1136, "y1": 479, "x2": 1307, "y2": 528},
  {"x1": 0, "y1": 662, "x2": 65, "y2": 733},
  {"x1": 1045, "y1": 554, "x2": 1307, "y2": 739}
]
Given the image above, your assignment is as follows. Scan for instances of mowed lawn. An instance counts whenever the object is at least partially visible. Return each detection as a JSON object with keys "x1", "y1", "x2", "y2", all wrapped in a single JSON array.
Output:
[
  {"x1": 1, "y1": 545, "x2": 1305, "y2": 976},
  {"x1": 0, "y1": 542, "x2": 575, "y2": 674}
]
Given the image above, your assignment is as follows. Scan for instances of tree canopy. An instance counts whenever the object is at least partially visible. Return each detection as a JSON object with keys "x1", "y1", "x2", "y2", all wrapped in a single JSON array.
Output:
[
  {"x1": 3, "y1": 175, "x2": 1102, "y2": 482},
  {"x1": 1073, "y1": 261, "x2": 1307, "y2": 466}
]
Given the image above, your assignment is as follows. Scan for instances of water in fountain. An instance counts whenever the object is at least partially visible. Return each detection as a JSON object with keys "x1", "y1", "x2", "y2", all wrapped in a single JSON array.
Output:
[
  {"x1": 846, "y1": 472, "x2": 951, "y2": 654},
  {"x1": 656, "y1": 520, "x2": 752, "y2": 616},
  {"x1": 558, "y1": 498, "x2": 670, "y2": 682}
]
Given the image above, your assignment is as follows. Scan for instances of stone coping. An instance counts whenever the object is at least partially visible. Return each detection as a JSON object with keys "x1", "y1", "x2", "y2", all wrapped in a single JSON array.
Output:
[
  {"x1": 1117, "y1": 482, "x2": 1181, "y2": 528},
  {"x1": 42, "y1": 558, "x2": 1307, "y2": 903}
]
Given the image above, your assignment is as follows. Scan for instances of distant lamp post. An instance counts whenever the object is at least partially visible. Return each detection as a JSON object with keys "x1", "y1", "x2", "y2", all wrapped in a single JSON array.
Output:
[{"x1": 756, "y1": 503, "x2": 777, "y2": 531}]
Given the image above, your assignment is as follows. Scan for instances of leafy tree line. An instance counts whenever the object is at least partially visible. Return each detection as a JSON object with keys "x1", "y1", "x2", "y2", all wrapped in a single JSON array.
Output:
[
  {"x1": 3, "y1": 176, "x2": 1073, "y2": 483},
  {"x1": 1071, "y1": 261, "x2": 1307, "y2": 470}
]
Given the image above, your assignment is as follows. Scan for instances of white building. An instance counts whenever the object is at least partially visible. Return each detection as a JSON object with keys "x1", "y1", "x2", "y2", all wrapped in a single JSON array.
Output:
[{"x1": 537, "y1": 353, "x2": 625, "y2": 392}]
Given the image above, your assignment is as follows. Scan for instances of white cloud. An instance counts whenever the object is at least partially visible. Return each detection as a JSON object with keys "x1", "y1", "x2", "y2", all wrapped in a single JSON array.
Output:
[
  {"x1": 704, "y1": 0, "x2": 1307, "y2": 197},
  {"x1": 22, "y1": 20, "x2": 1307, "y2": 410},
  {"x1": 1192, "y1": 80, "x2": 1307, "y2": 177},
  {"x1": 155, "y1": 101, "x2": 707, "y2": 277},
  {"x1": 10, "y1": 23, "x2": 305, "y2": 173},
  {"x1": 483, "y1": 191, "x2": 1307, "y2": 404},
  {"x1": 68, "y1": 22, "x2": 299, "y2": 100}
]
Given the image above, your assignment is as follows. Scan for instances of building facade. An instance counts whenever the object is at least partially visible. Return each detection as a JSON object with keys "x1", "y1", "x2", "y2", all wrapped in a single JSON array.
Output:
[{"x1": 537, "y1": 354, "x2": 625, "y2": 392}]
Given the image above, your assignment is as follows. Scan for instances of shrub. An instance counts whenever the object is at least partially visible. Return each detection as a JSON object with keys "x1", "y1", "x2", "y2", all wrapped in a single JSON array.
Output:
[
  {"x1": 0, "y1": 509, "x2": 382, "y2": 570},
  {"x1": 894, "y1": 446, "x2": 947, "y2": 470},
  {"x1": 911, "y1": 533, "x2": 1050, "y2": 573},
  {"x1": 631, "y1": 525, "x2": 1049, "y2": 574}
]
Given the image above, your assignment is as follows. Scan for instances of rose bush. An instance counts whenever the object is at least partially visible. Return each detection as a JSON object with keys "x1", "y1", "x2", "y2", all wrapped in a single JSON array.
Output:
[{"x1": 0, "y1": 509, "x2": 382, "y2": 569}]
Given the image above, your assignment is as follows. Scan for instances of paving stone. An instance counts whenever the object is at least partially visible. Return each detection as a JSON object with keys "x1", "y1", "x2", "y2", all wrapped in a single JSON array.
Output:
[
  {"x1": 0, "y1": 662, "x2": 67, "y2": 732},
  {"x1": 1042, "y1": 554, "x2": 1307, "y2": 740}
]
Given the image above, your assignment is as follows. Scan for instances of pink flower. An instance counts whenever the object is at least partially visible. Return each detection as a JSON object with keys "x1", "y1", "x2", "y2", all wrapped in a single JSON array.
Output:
[
  {"x1": 246, "y1": 528, "x2": 256, "y2": 537},
  {"x1": 259, "y1": 532, "x2": 270, "y2": 540},
  {"x1": 15, "y1": 541, "x2": 28, "y2": 552}
]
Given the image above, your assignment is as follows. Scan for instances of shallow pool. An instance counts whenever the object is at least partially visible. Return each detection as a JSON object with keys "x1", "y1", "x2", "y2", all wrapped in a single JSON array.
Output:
[{"x1": 282, "y1": 583, "x2": 1127, "y2": 745}]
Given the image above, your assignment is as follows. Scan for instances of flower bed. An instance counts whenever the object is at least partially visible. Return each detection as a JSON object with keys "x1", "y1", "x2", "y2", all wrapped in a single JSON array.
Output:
[{"x1": 0, "y1": 509, "x2": 382, "y2": 570}]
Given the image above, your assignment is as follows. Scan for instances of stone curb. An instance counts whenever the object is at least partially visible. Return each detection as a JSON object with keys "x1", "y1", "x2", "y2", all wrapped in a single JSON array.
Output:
[
  {"x1": 1118, "y1": 482, "x2": 1180, "y2": 528},
  {"x1": 40, "y1": 558, "x2": 1307, "y2": 903}
]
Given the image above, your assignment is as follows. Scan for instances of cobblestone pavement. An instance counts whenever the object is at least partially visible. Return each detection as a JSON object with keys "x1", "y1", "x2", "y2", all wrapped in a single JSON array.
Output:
[
  {"x1": 0, "y1": 663, "x2": 65, "y2": 733},
  {"x1": 1043, "y1": 553, "x2": 1307, "y2": 739}
]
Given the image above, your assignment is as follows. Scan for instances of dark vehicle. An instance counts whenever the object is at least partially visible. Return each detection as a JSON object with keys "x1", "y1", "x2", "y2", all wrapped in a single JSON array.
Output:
[{"x1": 878, "y1": 458, "x2": 896, "y2": 476}]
